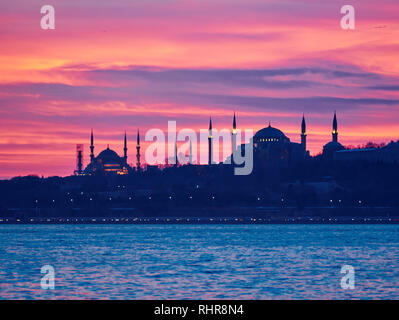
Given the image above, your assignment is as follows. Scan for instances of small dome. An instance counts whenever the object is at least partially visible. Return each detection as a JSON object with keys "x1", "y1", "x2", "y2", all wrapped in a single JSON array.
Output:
[
  {"x1": 323, "y1": 141, "x2": 345, "y2": 153},
  {"x1": 97, "y1": 147, "x2": 121, "y2": 163},
  {"x1": 254, "y1": 124, "x2": 288, "y2": 140}
]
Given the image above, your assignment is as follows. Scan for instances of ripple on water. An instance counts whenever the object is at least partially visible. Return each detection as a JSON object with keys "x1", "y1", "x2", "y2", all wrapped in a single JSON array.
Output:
[{"x1": 0, "y1": 224, "x2": 398, "y2": 299}]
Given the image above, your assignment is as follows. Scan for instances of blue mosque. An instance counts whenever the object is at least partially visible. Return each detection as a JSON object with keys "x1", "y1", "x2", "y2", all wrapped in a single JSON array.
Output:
[{"x1": 83, "y1": 130, "x2": 141, "y2": 175}]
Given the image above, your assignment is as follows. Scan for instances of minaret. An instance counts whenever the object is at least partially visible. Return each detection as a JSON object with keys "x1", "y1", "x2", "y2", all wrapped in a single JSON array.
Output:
[
  {"x1": 174, "y1": 140, "x2": 178, "y2": 167},
  {"x1": 123, "y1": 130, "x2": 128, "y2": 164},
  {"x1": 90, "y1": 129, "x2": 94, "y2": 164},
  {"x1": 232, "y1": 112, "x2": 237, "y2": 156},
  {"x1": 332, "y1": 111, "x2": 338, "y2": 143},
  {"x1": 136, "y1": 130, "x2": 141, "y2": 171},
  {"x1": 301, "y1": 114, "x2": 307, "y2": 151},
  {"x1": 189, "y1": 139, "x2": 193, "y2": 165},
  {"x1": 208, "y1": 117, "x2": 213, "y2": 165}
]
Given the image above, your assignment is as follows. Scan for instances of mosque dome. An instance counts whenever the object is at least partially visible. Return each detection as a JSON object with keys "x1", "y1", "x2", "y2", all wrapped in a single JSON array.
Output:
[
  {"x1": 254, "y1": 124, "x2": 289, "y2": 142},
  {"x1": 97, "y1": 147, "x2": 121, "y2": 164}
]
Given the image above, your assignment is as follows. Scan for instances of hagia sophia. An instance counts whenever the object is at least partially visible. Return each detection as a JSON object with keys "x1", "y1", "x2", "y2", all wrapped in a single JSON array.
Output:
[
  {"x1": 77, "y1": 112, "x2": 399, "y2": 175},
  {"x1": 250, "y1": 115, "x2": 309, "y2": 167}
]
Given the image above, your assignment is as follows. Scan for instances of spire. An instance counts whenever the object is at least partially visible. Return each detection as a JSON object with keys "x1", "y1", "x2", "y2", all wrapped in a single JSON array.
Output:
[
  {"x1": 208, "y1": 117, "x2": 213, "y2": 165},
  {"x1": 174, "y1": 140, "x2": 178, "y2": 167},
  {"x1": 189, "y1": 139, "x2": 193, "y2": 164},
  {"x1": 333, "y1": 111, "x2": 337, "y2": 133},
  {"x1": 123, "y1": 130, "x2": 127, "y2": 163},
  {"x1": 268, "y1": 121, "x2": 271, "y2": 127},
  {"x1": 332, "y1": 111, "x2": 338, "y2": 143},
  {"x1": 136, "y1": 129, "x2": 141, "y2": 171},
  {"x1": 301, "y1": 114, "x2": 307, "y2": 152},
  {"x1": 232, "y1": 112, "x2": 237, "y2": 158},
  {"x1": 301, "y1": 114, "x2": 306, "y2": 134},
  {"x1": 90, "y1": 129, "x2": 94, "y2": 163}
]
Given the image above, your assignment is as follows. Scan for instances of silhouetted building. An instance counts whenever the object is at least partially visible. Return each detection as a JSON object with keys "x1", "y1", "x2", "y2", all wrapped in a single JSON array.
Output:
[
  {"x1": 78, "y1": 111, "x2": 396, "y2": 176},
  {"x1": 226, "y1": 114, "x2": 309, "y2": 167},
  {"x1": 252, "y1": 119, "x2": 309, "y2": 167},
  {"x1": 84, "y1": 131, "x2": 133, "y2": 175},
  {"x1": 323, "y1": 112, "x2": 345, "y2": 156},
  {"x1": 334, "y1": 140, "x2": 399, "y2": 163}
]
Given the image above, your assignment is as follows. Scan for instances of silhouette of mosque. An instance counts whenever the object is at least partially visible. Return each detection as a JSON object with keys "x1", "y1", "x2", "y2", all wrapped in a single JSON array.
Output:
[
  {"x1": 80, "y1": 112, "x2": 398, "y2": 175},
  {"x1": 83, "y1": 130, "x2": 135, "y2": 175},
  {"x1": 250, "y1": 115, "x2": 309, "y2": 166}
]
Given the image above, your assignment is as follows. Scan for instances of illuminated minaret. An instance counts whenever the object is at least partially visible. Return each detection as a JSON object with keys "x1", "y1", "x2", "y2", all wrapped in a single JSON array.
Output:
[
  {"x1": 136, "y1": 130, "x2": 141, "y2": 171},
  {"x1": 123, "y1": 130, "x2": 128, "y2": 164},
  {"x1": 301, "y1": 114, "x2": 307, "y2": 151},
  {"x1": 189, "y1": 139, "x2": 193, "y2": 164},
  {"x1": 332, "y1": 111, "x2": 338, "y2": 143},
  {"x1": 232, "y1": 112, "x2": 237, "y2": 156},
  {"x1": 208, "y1": 117, "x2": 213, "y2": 165},
  {"x1": 90, "y1": 129, "x2": 94, "y2": 164}
]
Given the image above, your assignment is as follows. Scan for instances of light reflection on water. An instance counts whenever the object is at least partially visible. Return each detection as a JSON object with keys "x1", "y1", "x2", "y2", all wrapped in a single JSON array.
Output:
[{"x1": 0, "y1": 224, "x2": 398, "y2": 299}]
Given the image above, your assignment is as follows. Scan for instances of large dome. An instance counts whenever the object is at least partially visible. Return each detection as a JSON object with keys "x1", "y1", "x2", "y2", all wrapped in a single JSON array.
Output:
[
  {"x1": 97, "y1": 147, "x2": 121, "y2": 163},
  {"x1": 254, "y1": 124, "x2": 288, "y2": 140}
]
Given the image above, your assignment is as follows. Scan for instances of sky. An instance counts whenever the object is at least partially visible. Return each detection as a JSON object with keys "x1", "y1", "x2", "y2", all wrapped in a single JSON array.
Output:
[{"x1": 0, "y1": 0, "x2": 398, "y2": 178}]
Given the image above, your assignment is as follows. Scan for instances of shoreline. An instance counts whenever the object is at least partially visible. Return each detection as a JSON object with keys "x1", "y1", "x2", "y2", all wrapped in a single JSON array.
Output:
[{"x1": 1, "y1": 216, "x2": 398, "y2": 224}]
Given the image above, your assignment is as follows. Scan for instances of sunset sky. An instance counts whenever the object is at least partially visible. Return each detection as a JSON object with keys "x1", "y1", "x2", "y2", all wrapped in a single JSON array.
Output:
[{"x1": 0, "y1": 0, "x2": 399, "y2": 178}]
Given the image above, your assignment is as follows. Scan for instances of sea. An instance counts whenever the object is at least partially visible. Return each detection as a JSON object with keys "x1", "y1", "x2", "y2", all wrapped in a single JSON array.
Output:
[{"x1": 0, "y1": 224, "x2": 398, "y2": 299}]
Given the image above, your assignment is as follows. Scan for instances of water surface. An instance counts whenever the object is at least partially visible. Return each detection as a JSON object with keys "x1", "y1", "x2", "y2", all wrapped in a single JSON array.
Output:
[{"x1": 0, "y1": 224, "x2": 398, "y2": 299}]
